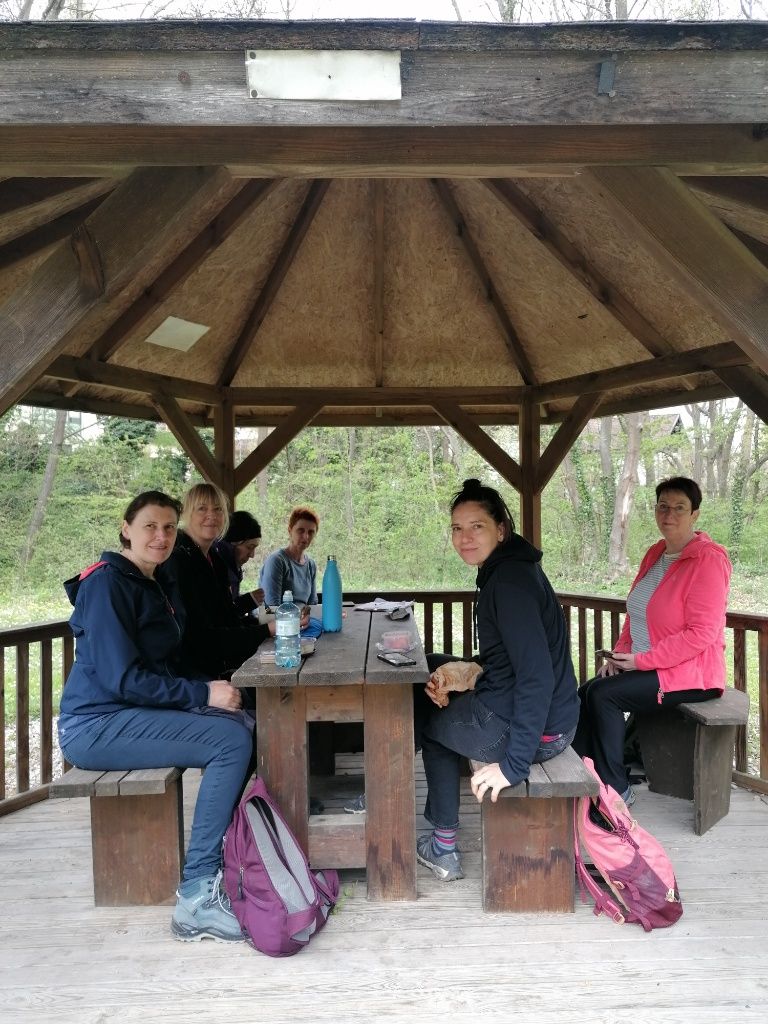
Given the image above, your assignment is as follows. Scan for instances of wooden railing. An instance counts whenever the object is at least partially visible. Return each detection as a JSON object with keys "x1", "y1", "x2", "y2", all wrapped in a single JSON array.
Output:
[{"x1": 2, "y1": 591, "x2": 766, "y2": 815}]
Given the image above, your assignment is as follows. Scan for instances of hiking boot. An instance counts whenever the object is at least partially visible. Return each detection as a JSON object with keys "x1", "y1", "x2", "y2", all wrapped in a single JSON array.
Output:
[
  {"x1": 416, "y1": 833, "x2": 464, "y2": 882},
  {"x1": 621, "y1": 785, "x2": 636, "y2": 807},
  {"x1": 343, "y1": 792, "x2": 366, "y2": 814},
  {"x1": 171, "y1": 870, "x2": 245, "y2": 943}
]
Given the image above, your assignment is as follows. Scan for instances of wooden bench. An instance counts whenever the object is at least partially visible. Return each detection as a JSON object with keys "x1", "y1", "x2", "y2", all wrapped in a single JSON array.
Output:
[
  {"x1": 635, "y1": 687, "x2": 749, "y2": 836},
  {"x1": 49, "y1": 766, "x2": 184, "y2": 906},
  {"x1": 470, "y1": 746, "x2": 599, "y2": 913}
]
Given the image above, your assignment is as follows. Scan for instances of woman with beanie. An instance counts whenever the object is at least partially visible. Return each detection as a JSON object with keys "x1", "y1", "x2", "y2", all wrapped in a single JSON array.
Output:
[{"x1": 214, "y1": 509, "x2": 264, "y2": 616}]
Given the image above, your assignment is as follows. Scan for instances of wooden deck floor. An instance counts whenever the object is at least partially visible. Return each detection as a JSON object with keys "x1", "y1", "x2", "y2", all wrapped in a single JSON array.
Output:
[{"x1": 3, "y1": 757, "x2": 768, "y2": 1024}]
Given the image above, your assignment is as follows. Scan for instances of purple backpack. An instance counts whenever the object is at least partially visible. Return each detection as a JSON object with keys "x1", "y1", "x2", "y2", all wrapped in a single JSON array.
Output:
[
  {"x1": 574, "y1": 758, "x2": 683, "y2": 931},
  {"x1": 223, "y1": 777, "x2": 339, "y2": 956}
]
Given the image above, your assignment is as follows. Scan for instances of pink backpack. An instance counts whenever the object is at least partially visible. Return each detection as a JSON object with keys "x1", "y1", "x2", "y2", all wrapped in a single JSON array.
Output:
[
  {"x1": 223, "y1": 777, "x2": 339, "y2": 956},
  {"x1": 574, "y1": 758, "x2": 683, "y2": 931}
]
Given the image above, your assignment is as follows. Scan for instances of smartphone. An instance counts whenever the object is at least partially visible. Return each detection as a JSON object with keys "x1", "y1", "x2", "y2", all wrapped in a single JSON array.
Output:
[
  {"x1": 595, "y1": 648, "x2": 616, "y2": 659},
  {"x1": 377, "y1": 652, "x2": 417, "y2": 666}
]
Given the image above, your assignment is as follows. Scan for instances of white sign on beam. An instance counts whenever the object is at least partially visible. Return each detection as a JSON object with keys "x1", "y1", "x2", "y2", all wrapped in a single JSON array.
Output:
[{"x1": 245, "y1": 50, "x2": 402, "y2": 102}]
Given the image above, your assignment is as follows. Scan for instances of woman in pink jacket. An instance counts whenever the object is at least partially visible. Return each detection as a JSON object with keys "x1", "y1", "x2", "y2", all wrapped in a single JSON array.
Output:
[{"x1": 573, "y1": 477, "x2": 732, "y2": 803}]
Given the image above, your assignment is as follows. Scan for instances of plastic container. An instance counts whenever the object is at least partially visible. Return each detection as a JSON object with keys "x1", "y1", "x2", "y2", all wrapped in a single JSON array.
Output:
[
  {"x1": 321, "y1": 555, "x2": 343, "y2": 633},
  {"x1": 378, "y1": 630, "x2": 414, "y2": 652},
  {"x1": 274, "y1": 590, "x2": 301, "y2": 669}
]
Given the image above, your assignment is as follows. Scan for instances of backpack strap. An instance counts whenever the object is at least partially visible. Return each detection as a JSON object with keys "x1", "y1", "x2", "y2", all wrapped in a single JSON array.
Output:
[{"x1": 574, "y1": 797, "x2": 626, "y2": 925}]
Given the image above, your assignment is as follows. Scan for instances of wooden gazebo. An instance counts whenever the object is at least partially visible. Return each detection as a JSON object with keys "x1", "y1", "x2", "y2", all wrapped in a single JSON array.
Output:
[{"x1": 1, "y1": 18, "x2": 767, "y2": 543}]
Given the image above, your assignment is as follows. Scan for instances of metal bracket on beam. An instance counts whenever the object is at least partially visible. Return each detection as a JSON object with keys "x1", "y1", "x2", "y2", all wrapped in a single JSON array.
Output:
[{"x1": 597, "y1": 55, "x2": 618, "y2": 99}]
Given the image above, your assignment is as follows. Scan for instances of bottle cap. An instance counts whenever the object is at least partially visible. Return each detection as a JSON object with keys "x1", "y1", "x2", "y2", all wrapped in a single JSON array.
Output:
[
  {"x1": 282, "y1": 590, "x2": 293, "y2": 603},
  {"x1": 327, "y1": 555, "x2": 336, "y2": 562}
]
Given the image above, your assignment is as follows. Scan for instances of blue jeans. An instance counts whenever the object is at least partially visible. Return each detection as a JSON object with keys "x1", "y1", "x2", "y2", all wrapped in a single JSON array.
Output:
[
  {"x1": 60, "y1": 707, "x2": 252, "y2": 883},
  {"x1": 421, "y1": 690, "x2": 575, "y2": 830}
]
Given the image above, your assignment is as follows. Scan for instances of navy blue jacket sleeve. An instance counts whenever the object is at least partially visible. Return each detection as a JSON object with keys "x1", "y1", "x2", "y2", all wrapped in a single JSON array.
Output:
[
  {"x1": 76, "y1": 570, "x2": 210, "y2": 709},
  {"x1": 491, "y1": 577, "x2": 557, "y2": 786}
]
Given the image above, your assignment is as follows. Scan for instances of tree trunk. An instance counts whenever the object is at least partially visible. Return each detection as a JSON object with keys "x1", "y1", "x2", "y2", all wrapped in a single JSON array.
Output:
[
  {"x1": 599, "y1": 417, "x2": 615, "y2": 554},
  {"x1": 607, "y1": 412, "x2": 644, "y2": 572},
  {"x1": 728, "y1": 408, "x2": 754, "y2": 560},
  {"x1": 256, "y1": 426, "x2": 270, "y2": 503},
  {"x1": 21, "y1": 409, "x2": 67, "y2": 570}
]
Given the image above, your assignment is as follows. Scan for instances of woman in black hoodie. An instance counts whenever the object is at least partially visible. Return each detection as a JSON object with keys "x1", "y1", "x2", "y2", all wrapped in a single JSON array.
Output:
[{"x1": 417, "y1": 479, "x2": 579, "y2": 882}]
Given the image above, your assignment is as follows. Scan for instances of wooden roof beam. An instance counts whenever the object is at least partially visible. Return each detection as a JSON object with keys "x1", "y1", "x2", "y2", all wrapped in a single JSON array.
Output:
[
  {"x1": 234, "y1": 401, "x2": 323, "y2": 495},
  {"x1": 0, "y1": 196, "x2": 107, "y2": 272},
  {"x1": 0, "y1": 177, "x2": 115, "y2": 246},
  {"x1": 84, "y1": 178, "x2": 280, "y2": 363},
  {"x1": 217, "y1": 180, "x2": 330, "y2": 388},
  {"x1": 714, "y1": 365, "x2": 768, "y2": 424},
  {"x1": 0, "y1": 165, "x2": 235, "y2": 418},
  {"x1": 152, "y1": 393, "x2": 222, "y2": 488},
  {"x1": 685, "y1": 175, "x2": 768, "y2": 245},
  {"x1": 44, "y1": 355, "x2": 220, "y2": 405},
  {"x1": 585, "y1": 167, "x2": 768, "y2": 378},
  {"x1": 536, "y1": 392, "x2": 604, "y2": 493},
  {"x1": 432, "y1": 399, "x2": 522, "y2": 492},
  {"x1": 431, "y1": 179, "x2": 536, "y2": 385}
]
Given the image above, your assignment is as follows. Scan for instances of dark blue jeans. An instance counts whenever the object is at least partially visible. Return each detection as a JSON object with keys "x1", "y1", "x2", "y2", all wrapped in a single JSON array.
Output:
[
  {"x1": 420, "y1": 689, "x2": 575, "y2": 830},
  {"x1": 60, "y1": 707, "x2": 252, "y2": 883}
]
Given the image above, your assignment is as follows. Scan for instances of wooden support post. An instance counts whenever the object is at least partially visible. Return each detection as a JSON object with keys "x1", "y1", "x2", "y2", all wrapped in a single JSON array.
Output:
[
  {"x1": 519, "y1": 398, "x2": 541, "y2": 546},
  {"x1": 214, "y1": 399, "x2": 236, "y2": 508},
  {"x1": 364, "y1": 683, "x2": 417, "y2": 901},
  {"x1": 89, "y1": 783, "x2": 184, "y2": 906},
  {"x1": 481, "y1": 797, "x2": 574, "y2": 913}
]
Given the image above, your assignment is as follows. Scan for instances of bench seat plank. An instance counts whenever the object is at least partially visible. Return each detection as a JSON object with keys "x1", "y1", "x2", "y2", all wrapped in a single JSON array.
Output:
[
  {"x1": 49, "y1": 767, "x2": 105, "y2": 798},
  {"x1": 678, "y1": 688, "x2": 749, "y2": 726},
  {"x1": 539, "y1": 747, "x2": 600, "y2": 798},
  {"x1": 119, "y1": 767, "x2": 182, "y2": 795},
  {"x1": 93, "y1": 770, "x2": 130, "y2": 797}
]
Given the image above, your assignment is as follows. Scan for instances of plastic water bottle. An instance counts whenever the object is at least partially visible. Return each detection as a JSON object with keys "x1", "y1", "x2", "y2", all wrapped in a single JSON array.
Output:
[
  {"x1": 275, "y1": 590, "x2": 301, "y2": 668},
  {"x1": 321, "y1": 555, "x2": 343, "y2": 633}
]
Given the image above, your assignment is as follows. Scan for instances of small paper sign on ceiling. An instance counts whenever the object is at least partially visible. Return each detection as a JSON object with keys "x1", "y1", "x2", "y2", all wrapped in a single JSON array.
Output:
[{"x1": 245, "y1": 49, "x2": 402, "y2": 102}]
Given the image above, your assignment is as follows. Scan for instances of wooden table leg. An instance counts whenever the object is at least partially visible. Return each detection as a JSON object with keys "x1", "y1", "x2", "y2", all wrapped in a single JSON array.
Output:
[
  {"x1": 256, "y1": 687, "x2": 309, "y2": 853},
  {"x1": 364, "y1": 683, "x2": 416, "y2": 901}
]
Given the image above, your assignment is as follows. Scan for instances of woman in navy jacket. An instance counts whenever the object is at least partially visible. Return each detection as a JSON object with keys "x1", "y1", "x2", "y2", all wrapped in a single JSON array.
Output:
[
  {"x1": 417, "y1": 479, "x2": 579, "y2": 882},
  {"x1": 58, "y1": 490, "x2": 251, "y2": 943}
]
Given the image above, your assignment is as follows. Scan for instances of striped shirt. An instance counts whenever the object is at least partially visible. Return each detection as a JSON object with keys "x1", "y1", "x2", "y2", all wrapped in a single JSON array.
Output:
[{"x1": 625, "y1": 552, "x2": 680, "y2": 653}]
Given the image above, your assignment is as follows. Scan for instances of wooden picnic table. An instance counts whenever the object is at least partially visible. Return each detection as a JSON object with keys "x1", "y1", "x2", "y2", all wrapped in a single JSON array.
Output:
[{"x1": 232, "y1": 606, "x2": 429, "y2": 901}]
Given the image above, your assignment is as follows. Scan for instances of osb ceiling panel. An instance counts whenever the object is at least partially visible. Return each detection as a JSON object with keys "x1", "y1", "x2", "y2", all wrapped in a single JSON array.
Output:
[
  {"x1": 451, "y1": 179, "x2": 651, "y2": 382},
  {"x1": 381, "y1": 179, "x2": 523, "y2": 387},
  {"x1": 234, "y1": 178, "x2": 376, "y2": 387},
  {"x1": 517, "y1": 176, "x2": 730, "y2": 351}
]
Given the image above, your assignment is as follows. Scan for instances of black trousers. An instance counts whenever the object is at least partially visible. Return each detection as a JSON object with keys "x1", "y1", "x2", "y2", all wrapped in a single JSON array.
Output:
[{"x1": 572, "y1": 670, "x2": 717, "y2": 793}]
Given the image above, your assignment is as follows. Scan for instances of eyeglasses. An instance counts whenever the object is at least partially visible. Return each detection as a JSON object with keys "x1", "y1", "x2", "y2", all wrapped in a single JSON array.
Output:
[{"x1": 655, "y1": 503, "x2": 692, "y2": 516}]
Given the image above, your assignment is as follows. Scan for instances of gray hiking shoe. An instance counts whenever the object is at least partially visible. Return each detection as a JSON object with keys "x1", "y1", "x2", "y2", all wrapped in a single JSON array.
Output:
[
  {"x1": 416, "y1": 833, "x2": 464, "y2": 882},
  {"x1": 621, "y1": 785, "x2": 636, "y2": 807},
  {"x1": 171, "y1": 870, "x2": 245, "y2": 943},
  {"x1": 343, "y1": 792, "x2": 366, "y2": 814}
]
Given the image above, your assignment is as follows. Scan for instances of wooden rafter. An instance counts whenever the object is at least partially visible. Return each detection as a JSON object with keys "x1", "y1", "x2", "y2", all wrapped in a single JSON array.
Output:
[
  {"x1": 536, "y1": 392, "x2": 605, "y2": 493},
  {"x1": 373, "y1": 180, "x2": 386, "y2": 387},
  {"x1": 84, "y1": 178, "x2": 280, "y2": 363},
  {"x1": 152, "y1": 393, "x2": 221, "y2": 487},
  {"x1": 0, "y1": 165, "x2": 234, "y2": 418},
  {"x1": 0, "y1": 196, "x2": 107, "y2": 272},
  {"x1": 586, "y1": 167, "x2": 768, "y2": 377},
  {"x1": 0, "y1": 177, "x2": 116, "y2": 246},
  {"x1": 44, "y1": 355, "x2": 219, "y2": 405},
  {"x1": 234, "y1": 402, "x2": 323, "y2": 495},
  {"x1": 484, "y1": 178, "x2": 679, "y2": 359},
  {"x1": 217, "y1": 180, "x2": 330, "y2": 388},
  {"x1": 715, "y1": 365, "x2": 768, "y2": 424},
  {"x1": 432, "y1": 399, "x2": 522, "y2": 491},
  {"x1": 686, "y1": 176, "x2": 768, "y2": 245},
  {"x1": 431, "y1": 179, "x2": 536, "y2": 385}
]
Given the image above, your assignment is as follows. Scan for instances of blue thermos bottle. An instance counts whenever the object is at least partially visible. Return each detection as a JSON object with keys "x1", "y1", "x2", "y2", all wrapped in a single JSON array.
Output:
[{"x1": 321, "y1": 555, "x2": 343, "y2": 633}]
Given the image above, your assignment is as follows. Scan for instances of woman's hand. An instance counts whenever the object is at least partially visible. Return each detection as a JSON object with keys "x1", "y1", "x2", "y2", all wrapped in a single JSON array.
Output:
[
  {"x1": 609, "y1": 652, "x2": 637, "y2": 672},
  {"x1": 470, "y1": 763, "x2": 510, "y2": 803},
  {"x1": 300, "y1": 606, "x2": 311, "y2": 629},
  {"x1": 250, "y1": 587, "x2": 265, "y2": 606},
  {"x1": 425, "y1": 672, "x2": 449, "y2": 708},
  {"x1": 597, "y1": 659, "x2": 621, "y2": 677},
  {"x1": 208, "y1": 681, "x2": 242, "y2": 711}
]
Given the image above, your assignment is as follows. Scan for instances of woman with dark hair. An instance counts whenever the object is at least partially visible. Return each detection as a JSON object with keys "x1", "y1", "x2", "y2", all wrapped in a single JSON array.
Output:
[
  {"x1": 573, "y1": 476, "x2": 732, "y2": 804},
  {"x1": 167, "y1": 483, "x2": 277, "y2": 680},
  {"x1": 416, "y1": 478, "x2": 579, "y2": 882},
  {"x1": 259, "y1": 506, "x2": 319, "y2": 607},
  {"x1": 58, "y1": 490, "x2": 251, "y2": 942},
  {"x1": 214, "y1": 509, "x2": 264, "y2": 616}
]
